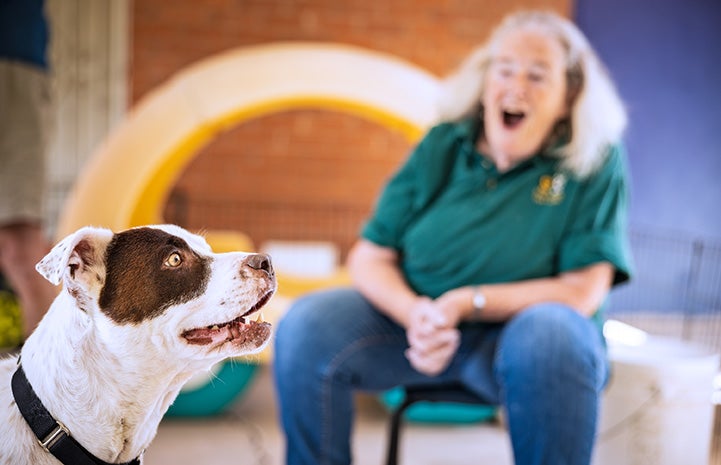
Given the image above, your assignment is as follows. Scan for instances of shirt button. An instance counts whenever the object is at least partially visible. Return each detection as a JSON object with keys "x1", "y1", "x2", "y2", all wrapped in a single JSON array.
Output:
[
  {"x1": 486, "y1": 178, "x2": 497, "y2": 190},
  {"x1": 481, "y1": 160, "x2": 492, "y2": 169}
]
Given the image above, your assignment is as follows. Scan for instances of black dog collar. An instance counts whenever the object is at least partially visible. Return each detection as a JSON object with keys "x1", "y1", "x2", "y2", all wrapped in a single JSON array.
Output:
[{"x1": 11, "y1": 362, "x2": 141, "y2": 465}]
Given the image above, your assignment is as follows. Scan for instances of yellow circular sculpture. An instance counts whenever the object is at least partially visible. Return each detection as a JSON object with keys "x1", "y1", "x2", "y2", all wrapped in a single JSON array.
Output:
[
  {"x1": 56, "y1": 43, "x2": 442, "y2": 411},
  {"x1": 58, "y1": 42, "x2": 441, "y2": 236},
  {"x1": 57, "y1": 42, "x2": 441, "y2": 369}
]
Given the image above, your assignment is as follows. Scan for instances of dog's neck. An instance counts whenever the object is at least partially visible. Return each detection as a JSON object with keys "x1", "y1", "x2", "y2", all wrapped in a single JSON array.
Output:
[{"x1": 21, "y1": 292, "x2": 197, "y2": 464}]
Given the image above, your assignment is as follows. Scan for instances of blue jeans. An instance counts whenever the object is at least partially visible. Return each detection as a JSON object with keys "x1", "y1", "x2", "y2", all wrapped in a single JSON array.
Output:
[{"x1": 273, "y1": 287, "x2": 609, "y2": 465}]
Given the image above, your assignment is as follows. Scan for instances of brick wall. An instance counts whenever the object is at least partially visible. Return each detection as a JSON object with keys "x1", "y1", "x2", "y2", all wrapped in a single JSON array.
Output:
[{"x1": 132, "y1": 0, "x2": 570, "y2": 257}]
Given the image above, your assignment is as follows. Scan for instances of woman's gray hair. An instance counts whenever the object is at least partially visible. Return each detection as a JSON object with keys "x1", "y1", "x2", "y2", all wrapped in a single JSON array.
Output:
[{"x1": 437, "y1": 10, "x2": 627, "y2": 178}]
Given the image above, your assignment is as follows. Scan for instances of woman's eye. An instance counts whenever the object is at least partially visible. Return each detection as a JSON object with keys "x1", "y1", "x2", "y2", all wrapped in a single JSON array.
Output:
[
  {"x1": 164, "y1": 252, "x2": 182, "y2": 267},
  {"x1": 527, "y1": 64, "x2": 551, "y2": 84},
  {"x1": 528, "y1": 69, "x2": 548, "y2": 82},
  {"x1": 494, "y1": 65, "x2": 513, "y2": 79},
  {"x1": 528, "y1": 71, "x2": 546, "y2": 83}
]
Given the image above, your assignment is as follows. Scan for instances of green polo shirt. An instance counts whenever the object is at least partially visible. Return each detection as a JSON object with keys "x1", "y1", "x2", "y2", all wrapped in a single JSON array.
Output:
[{"x1": 362, "y1": 119, "x2": 633, "y2": 304}]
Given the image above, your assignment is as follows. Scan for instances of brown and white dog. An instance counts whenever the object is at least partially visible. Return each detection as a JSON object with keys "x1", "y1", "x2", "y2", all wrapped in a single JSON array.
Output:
[{"x1": 0, "y1": 224, "x2": 275, "y2": 465}]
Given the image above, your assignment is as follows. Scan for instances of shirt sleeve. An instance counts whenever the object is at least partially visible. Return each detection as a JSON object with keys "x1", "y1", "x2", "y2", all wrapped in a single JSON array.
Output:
[
  {"x1": 361, "y1": 123, "x2": 458, "y2": 249},
  {"x1": 361, "y1": 142, "x2": 423, "y2": 249},
  {"x1": 558, "y1": 144, "x2": 634, "y2": 286}
]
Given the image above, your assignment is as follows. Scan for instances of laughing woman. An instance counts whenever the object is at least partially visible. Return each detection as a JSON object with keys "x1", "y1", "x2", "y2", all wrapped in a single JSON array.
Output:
[{"x1": 274, "y1": 10, "x2": 632, "y2": 465}]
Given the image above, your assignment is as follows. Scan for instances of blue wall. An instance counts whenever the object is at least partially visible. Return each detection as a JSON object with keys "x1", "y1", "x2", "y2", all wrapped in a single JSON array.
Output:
[
  {"x1": 575, "y1": 0, "x2": 721, "y2": 317},
  {"x1": 575, "y1": 0, "x2": 721, "y2": 242}
]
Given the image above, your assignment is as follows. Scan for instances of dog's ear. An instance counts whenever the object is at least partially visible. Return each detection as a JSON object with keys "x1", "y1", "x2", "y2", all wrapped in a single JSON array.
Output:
[{"x1": 36, "y1": 226, "x2": 114, "y2": 286}]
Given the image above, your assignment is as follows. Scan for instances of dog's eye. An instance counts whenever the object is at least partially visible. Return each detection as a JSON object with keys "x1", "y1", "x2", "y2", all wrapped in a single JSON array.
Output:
[{"x1": 164, "y1": 252, "x2": 183, "y2": 268}]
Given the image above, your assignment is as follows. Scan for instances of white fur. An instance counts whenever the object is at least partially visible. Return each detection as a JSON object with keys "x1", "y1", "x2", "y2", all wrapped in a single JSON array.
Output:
[{"x1": 0, "y1": 225, "x2": 275, "y2": 464}]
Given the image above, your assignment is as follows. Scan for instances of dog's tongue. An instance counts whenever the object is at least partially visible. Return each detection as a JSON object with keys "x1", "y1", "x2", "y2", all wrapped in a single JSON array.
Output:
[
  {"x1": 183, "y1": 324, "x2": 235, "y2": 346},
  {"x1": 183, "y1": 318, "x2": 268, "y2": 346}
]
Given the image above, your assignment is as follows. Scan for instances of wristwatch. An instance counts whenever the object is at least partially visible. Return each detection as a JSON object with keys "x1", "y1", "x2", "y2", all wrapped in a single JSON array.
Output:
[{"x1": 472, "y1": 287, "x2": 486, "y2": 320}]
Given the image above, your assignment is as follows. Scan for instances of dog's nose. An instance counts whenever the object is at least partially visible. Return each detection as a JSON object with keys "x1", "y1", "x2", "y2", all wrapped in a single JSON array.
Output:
[{"x1": 246, "y1": 253, "x2": 273, "y2": 276}]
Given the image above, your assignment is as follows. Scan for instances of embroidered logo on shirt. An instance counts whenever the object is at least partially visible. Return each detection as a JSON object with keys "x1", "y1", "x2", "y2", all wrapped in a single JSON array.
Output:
[{"x1": 533, "y1": 173, "x2": 566, "y2": 205}]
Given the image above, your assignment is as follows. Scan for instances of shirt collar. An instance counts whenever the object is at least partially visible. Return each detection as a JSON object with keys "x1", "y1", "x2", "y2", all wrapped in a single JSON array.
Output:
[{"x1": 451, "y1": 117, "x2": 562, "y2": 173}]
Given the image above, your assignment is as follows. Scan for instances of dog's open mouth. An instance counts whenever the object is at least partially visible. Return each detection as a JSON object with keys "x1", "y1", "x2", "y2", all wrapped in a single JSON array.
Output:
[{"x1": 181, "y1": 292, "x2": 273, "y2": 347}]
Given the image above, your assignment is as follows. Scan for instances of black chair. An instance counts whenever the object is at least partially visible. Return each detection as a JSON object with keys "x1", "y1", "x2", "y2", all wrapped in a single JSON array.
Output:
[{"x1": 385, "y1": 383, "x2": 495, "y2": 465}]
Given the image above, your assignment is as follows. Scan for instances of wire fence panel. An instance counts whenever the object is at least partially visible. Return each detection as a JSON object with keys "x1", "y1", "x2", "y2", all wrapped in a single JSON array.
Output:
[{"x1": 608, "y1": 228, "x2": 721, "y2": 352}]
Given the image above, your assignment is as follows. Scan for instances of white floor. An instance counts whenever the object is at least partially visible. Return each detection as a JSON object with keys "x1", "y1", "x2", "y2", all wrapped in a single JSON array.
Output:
[{"x1": 145, "y1": 365, "x2": 514, "y2": 465}]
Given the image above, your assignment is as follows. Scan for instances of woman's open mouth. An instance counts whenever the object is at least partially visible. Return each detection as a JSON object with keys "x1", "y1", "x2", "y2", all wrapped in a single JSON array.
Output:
[{"x1": 502, "y1": 110, "x2": 526, "y2": 129}]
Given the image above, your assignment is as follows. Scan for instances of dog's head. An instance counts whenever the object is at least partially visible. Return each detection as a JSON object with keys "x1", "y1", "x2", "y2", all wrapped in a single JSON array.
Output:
[{"x1": 36, "y1": 224, "x2": 275, "y2": 363}]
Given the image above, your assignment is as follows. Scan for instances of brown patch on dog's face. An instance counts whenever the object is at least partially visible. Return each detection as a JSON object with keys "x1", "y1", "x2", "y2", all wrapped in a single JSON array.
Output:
[{"x1": 98, "y1": 227, "x2": 211, "y2": 324}]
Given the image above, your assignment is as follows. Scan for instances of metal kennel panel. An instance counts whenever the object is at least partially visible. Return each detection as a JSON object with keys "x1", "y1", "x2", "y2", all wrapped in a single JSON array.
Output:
[{"x1": 608, "y1": 228, "x2": 721, "y2": 352}]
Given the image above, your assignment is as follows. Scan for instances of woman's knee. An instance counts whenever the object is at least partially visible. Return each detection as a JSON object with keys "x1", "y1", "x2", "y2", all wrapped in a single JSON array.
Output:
[
  {"x1": 276, "y1": 290, "x2": 330, "y2": 341},
  {"x1": 276, "y1": 289, "x2": 339, "y2": 353},
  {"x1": 273, "y1": 288, "x2": 372, "y2": 373},
  {"x1": 495, "y1": 303, "x2": 606, "y2": 384}
]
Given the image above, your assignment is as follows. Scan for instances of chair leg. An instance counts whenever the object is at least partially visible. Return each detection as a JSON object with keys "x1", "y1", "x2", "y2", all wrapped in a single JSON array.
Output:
[{"x1": 386, "y1": 397, "x2": 414, "y2": 465}]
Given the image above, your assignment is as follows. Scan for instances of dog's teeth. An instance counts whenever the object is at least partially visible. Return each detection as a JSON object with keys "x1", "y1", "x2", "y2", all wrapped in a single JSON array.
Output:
[
  {"x1": 210, "y1": 325, "x2": 219, "y2": 331},
  {"x1": 255, "y1": 312, "x2": 263, "y2": 323}
]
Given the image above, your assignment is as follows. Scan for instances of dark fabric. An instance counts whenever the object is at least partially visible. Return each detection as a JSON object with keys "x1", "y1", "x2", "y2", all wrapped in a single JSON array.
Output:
[
  {"x1": 11, "y1": 364, "x2": 140, "y2": 465},
  {"x1": 0, "y1": 0, "x2": 49, "y2": 69}
]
